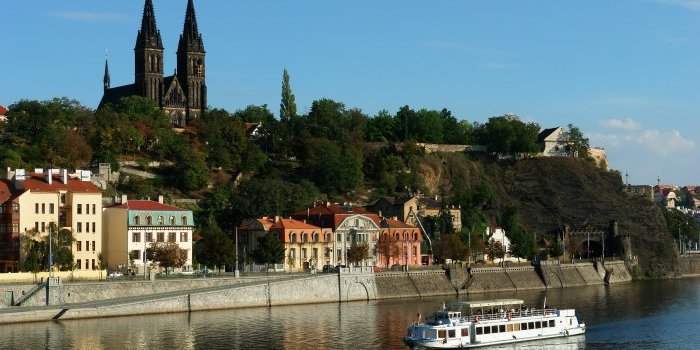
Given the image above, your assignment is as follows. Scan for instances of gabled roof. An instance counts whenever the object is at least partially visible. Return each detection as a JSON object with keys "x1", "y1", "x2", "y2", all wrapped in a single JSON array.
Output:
[
  {"x1": 537, "y1": 127, "x2": 561, "y2": 143},
  {"x1": 110, "y1": 200, "x2": 187, "y2": 211},
  {"x1": 0, "y1": 105, "x2": 7, "y2": 115},
  {"x1": 23, "y1": 173, "x2": 101, "y2": 194},
  {"x1": 100, "y1": 84, "x2": 136, "y2": 108},
  {"x1": 381, "y1": 218, "x2": 417, "y2": 229},
  {"x1": 271, "y1": 218, "x2": 322, "y2": 231}
]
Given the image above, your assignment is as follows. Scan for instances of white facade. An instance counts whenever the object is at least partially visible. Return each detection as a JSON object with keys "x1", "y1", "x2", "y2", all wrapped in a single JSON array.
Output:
[
  {"x1": 540, "y1": 127, "x2": 568, "y2": 157},
  {"x1": 485, "y1": 227, "x2": 521, "y2": 263}
]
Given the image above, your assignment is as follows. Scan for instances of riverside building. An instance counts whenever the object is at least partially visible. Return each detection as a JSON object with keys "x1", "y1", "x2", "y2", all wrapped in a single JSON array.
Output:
[
  {"x1": 103, "y1": 196, "x2": 194, "y2": 273},
  {"x1": 0, "y1": 168, "x2": 103, "y2": 271}
]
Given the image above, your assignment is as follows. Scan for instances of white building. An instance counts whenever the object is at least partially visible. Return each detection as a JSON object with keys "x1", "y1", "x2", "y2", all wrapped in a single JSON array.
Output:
[
  {"x1": 484, "y1": 227, "x2": 521, "y2": 263},
  {"x1": 103, "y1": 196, "x2": 194, "y2": 273}
]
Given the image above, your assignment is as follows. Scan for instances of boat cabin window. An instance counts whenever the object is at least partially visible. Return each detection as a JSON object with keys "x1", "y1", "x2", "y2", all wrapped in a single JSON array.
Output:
[
  {"x1": 535, "y1": 321, "x2": 542, "y2": 329},
  {"x1": 549, "y1": 320, "x2": 555, "y2": 327},
  {"x1": 448, "y1": 329, "x2": 456, "y2": 338},
  {"x1": 484, "y1": 326, "x2": 491, "y2": 334},
  {"x1": 476, "y1": 327, "x2": 483, "y2": 335},
  {"x1": 542, "y1": 321, "x2": 548, "y2": 328},
  {"x1": 491, "y1": 326, "x2": 498, "y2": 333},
  {"x1": 528, "y1": 322, "x2": 534, "y2": 329},
  {"x1": 521, "y1": 322, "x2": 528, "y2": 330},
  {"x1": 438, "y1": 330, "x2": 446, "y2": 339},
  {"x1": 499, "y1": 325, "x2": 506, "y2": 333},
  {"x1": 507, "y1": 324, "x2": 514, "y2": 332},
  {"x1": 514, "y1": 323, "x2": 521, "y2": 331},
  {"x1": 461, "y1": 328, "x2": 469, "y2": 337}
]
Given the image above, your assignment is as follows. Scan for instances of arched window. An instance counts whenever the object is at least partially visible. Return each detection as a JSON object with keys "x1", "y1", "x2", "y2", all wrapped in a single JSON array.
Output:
[
  {"x1": 313, "y1": 233, "x2": 319, "y2": 242},
  {"x1": 404, "y1": 232, "x2": 408, "y2": 241},
  {"x1": 291, "y1": 233, "x2": 297, "y2": 243},
  {"x1": 302, "y1": 233, "x2": 308, "y2": 243},
  {"x1": 133, "y1": 216, "x2": 140, "y2": 225},
  {"x1": 146, "y1": 216, "x2": 152, "y2": 225},
  {"x1": 413, "y1": 233, "x2": 418, "y2": 241},
  {"x1": 170, "y1": 216, "x2": 176, "y2": 225},
  {"x1": 182, "y1": 216, "x2": 188, "y2": 226},
  {"x1": 394, "y1": 233, "x2": 399, "y2": 240},
  {"x1": 158, "y1": 216, "x2": 164, "y2": 225}
]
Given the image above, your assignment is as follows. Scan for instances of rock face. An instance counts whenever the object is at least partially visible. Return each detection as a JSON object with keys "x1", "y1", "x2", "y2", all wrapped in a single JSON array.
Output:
[{"x1": 417, "y1": 155, "x2": 677, "y2": 277}]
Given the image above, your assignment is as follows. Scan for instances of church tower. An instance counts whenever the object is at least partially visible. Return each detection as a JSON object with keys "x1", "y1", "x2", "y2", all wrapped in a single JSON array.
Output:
[
  {"x1": 135, "y1": 0, "x2": 164, "y2": 104},
  {"x1": 103, "y1": 59, "x2": 111, "y2": 92},
  {"x1": 177, "y1": 0, "x2": 207, "y2": 121}
]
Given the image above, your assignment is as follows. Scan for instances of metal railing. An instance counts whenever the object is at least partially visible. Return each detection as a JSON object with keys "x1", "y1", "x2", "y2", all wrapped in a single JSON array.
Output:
[{"x1": 463, "y1": 309, "x2": 558, "y2": 323}]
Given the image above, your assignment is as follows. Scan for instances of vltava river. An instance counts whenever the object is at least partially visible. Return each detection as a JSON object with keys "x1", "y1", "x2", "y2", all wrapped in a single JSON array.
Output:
[{"x1": 1, "y1": 278, "x2": 699, "y2": 349}]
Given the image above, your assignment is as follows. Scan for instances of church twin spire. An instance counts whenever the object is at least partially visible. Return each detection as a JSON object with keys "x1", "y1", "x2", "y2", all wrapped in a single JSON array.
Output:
[
  {"x1": 135, "y1": 0, "x2": 163, "y2": 50},
  {"x1": 178, "y1": 0, "x2": 205, "y2": 53}
]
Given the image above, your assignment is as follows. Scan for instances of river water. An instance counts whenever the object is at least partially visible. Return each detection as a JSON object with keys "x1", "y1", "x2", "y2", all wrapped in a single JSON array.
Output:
[{"x1": 1, "y1": 278, "x2": 699, "y2": 350}]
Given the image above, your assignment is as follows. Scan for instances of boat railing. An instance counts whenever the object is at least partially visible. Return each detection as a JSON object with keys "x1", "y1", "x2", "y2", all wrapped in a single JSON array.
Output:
[{"x1": 463, "y1": 308, "x2": 558, "y2": 323}]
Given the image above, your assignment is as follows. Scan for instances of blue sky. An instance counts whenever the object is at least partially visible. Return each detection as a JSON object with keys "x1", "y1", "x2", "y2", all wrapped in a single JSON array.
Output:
[{"x1": 3, "y1": 0, "x2": 700, "y2": 185}]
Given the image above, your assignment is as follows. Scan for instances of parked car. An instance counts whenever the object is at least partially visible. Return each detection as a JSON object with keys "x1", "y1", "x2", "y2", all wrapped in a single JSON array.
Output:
[
  {"x1": 322, "y1": 265, "x2": 337, "y2": 273},
  {"x1": 108, "y1": 271, "x2": 124, "y2": 279}
]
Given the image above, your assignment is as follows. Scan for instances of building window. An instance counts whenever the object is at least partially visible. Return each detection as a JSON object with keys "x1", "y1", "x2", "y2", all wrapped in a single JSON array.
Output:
[
  {"x1": 92, "y1": 204, "x2": 96, "y2": 215},
  {"x1": 180, "y1": 232, "x2": 188, "y2": 242},
  {"x1": 168, "y1": 232, "x2": 176, "y2": 243},
  {"x1": 41, "y1": 222, "x2": 45, "y2": 232},
  {"x1": 41, "y1": 203, "x2": 45, "y2": 214},
  {"x1": 132, "y1": 232, "x2": 141, "y2": 243},
  {"x1": 158, "y1": 216, "x2": 164, "y2": 225},
  {"x1": 302, "y1": 248, "x2": 307, "y2": 260},
  {"x1": 85, "y1": 222, "x2": 90, "y2": 233},
  {"x1": 182, "y1": 216, "x2": 188, "y2": 226},
  {"x1": 146, "y1": 232, "x2": 153, "y2": 242},
  {"x1": 130, "y1": 250, "x2": 140, "y2": 261},
  {"x1": 312, "y1": 248, "x2": 318, "y2": 259},
  {"x1": 76, "y1": 260, "x2": 81, "y2": 270},
  {"x1": 77, "y1": 241, "x2": 82, "y2": 251},
  {"x1": 290, "y1": 248, "x2": 296, "y2": 259},
  {"x1": 302, "y1": 234, "x2": 308, "y2": 243},
  {"x1": 337, "y1": 249, "x2": 342, "y2": 260},
  {"x1": 35, "y1": 203, "x2": 39, "y2": 214},
  {"x1": 92, "y1": 259, "x2": 96, "y2": 270},
  {"x1": 92, "y1": 222, "x2": 96, "y2": 233},
  {"x1": 170, "y1": 216, "x2": 176, "y2": 225},
  {"x1": 60, "y1": 194, "x2": 66, "y2": 205},
  {"x1": 147, "y1": 216, "x2": 152, "y2": 225},
  {"x1": 336, "y1": 233, "x2": 341, "y2": 242},
  {"x1": 157, "y1": 232, "x2": 164, "y2": 242},
  {"x1": 77, "y1": 222, "x2": 82, "y2": 233},
  {"x1": 77, "y1": 204, "x2": 82, "y2": 215},
  {"x1": 325, "y1": 248, "x2": 331, "y2": 258},
  {"x1": 35, "y1": 222, "x2": 39, "y2": 232},
  {"x1": 291, "y1": 233, "x2": 297, "y2": 243},
  {"x1": 49, "y1": 203, "x2": 54, "y2": 214},
  {"x1": 134, "y1": 216, "x2": 140, "y2": 225}
]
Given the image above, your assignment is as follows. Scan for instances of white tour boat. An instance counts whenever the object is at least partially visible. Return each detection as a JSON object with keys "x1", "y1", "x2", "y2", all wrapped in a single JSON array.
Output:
[{"x1": 404, "y1": 299, "x2": 585, "y2": 349}]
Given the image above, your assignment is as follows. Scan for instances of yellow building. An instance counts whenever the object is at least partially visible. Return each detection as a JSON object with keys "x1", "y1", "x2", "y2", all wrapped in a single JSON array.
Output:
[{"x1": 9, "y1": 168, "x2": 103, "y2": 270}]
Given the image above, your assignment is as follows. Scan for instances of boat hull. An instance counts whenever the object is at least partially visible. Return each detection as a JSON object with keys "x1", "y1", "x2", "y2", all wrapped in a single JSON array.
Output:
[{"x1": 405, "y1": 325, "x2": 586, "y2": 349}]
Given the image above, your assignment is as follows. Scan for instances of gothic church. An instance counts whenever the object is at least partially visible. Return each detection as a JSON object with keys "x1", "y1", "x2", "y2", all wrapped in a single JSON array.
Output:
[{"x1": 100, "y1": 0, "x2": 206, "y2": 127}]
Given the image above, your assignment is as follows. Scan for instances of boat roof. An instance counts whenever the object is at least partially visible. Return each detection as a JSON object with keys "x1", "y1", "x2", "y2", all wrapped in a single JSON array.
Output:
[{"x1": 457, "y1": 299, "x2": 524, "y2": 309}]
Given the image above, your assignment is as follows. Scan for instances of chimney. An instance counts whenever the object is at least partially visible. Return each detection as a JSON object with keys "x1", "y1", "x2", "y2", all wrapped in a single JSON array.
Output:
[
  {"x1": 60, "y1": 169, "x2": 68, "y2": 184},
  {"x1": 45, "y1": 169, "x2": 53, "y2": 185},
  {"x1": 158, "y1": 195, "x2": 164, "y2": 204},
  {"x1": 120, "y1": 194, "x2": 128, "y2": 204}
]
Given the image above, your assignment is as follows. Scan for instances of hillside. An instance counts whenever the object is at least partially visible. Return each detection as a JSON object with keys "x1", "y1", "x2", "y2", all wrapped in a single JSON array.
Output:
[{"x1": 416, "y1": 154, "x2": 677, "y2": 277}]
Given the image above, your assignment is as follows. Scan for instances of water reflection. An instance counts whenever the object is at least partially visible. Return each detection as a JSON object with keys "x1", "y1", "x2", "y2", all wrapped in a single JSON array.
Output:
[{"x1": 0, "y1": 279, "x2": 698, "y2": 349}]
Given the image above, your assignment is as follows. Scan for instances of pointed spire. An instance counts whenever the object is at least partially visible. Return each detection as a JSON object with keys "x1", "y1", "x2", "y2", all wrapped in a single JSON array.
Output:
[
  {"x1": 103, "y1": 57, "x2": 111, "y2": 91},
  {"x1": 178, "y1": 0, "x2": 205, "y2": 53},
  {"x1": 136, "y1": 0, "x2": 163, "y2": 50}
]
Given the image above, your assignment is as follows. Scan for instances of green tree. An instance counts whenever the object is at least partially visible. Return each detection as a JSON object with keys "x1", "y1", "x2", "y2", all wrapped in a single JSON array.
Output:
[
  {"x1": 432, "y1": 234, "x2": 468, "y2": 263},
  {"x1": 485, "y1": 240, "x2": 505, "y2": 263},
  {"x1": 147, "y1": 242, "x2": 188, "y2": 275},
  {"x1": 347, "y1": 242, "x2": 370, "y2": 266},
  {"x1": 475, "y1": 115, "x2": 540, "y2": 156},
  {"x1": 252, "y1": 232, "x2": 285, "y2": 268},
  {"x1": 563, "y1": 124, "x2": 590, "y2": 158},
  {"x1": 280, "y1": 69, "x2": 297, "y2": 121},
  {"x1": 194, "y1": 216, "x2": 236, "y2": 271}
]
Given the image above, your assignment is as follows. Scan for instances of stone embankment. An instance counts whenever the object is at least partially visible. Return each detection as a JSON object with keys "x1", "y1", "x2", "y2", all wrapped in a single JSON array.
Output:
[
  {"x1": 0, "y1": 262, "x2": 638, "y2": 325},
  {"x1": 679, "y1": 255, "x2": 700, "y2": 277}
]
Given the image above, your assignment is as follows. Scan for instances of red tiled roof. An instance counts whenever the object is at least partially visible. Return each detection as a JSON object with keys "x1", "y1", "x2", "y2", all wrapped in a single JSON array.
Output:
[
  {"x1": 382, "y1": 218, "x2": 416, "y2": 229},
  {"x1": 0, "y1": 180, "x2": 12, "y2": 204},
  {"x1": 334, "y1": 213, "x2": 381, "y2": 227},
  {"x1": 0, "y1": 105, "x2": 7, "y2": 115},
  {"x1": 23, "y1": 173, "x2": 101, "y2": 194},
  {"x1": 271, "y1": 218, "x2": 322, "y2": 231},
  {"x1": 110, "y1": 200, "x2": 187, "y2": 211}
]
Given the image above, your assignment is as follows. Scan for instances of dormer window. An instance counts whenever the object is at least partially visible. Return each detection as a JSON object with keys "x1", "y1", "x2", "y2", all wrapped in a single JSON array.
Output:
[
  {"x1": 158, "y1": 216, "x2": 164, "y2": 225},
  {"x1": 170, "y1": 216, "x2": 176, "y2": 225},
  {"x1": 134, "y1": 216, "x2": 140, "y2": 225}
]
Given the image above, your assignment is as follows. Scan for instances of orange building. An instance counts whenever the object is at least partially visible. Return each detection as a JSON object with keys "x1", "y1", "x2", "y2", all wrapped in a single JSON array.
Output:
[
  {"x1": 376, "y1": 217, "x2": 422, "y2": 268},
  {"x1": 269, "y1": 217, "x2": 334, "y2": 272}
]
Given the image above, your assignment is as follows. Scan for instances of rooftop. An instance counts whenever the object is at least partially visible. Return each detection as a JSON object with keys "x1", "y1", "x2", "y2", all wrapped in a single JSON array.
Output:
[
  {"x1": 0, "y1": 105, "x2": 7, "y2": 115},
  {"x1": 23, "y1": 173, "x2": 101, "y2": 194},
  {"x1": 271, "y1": 218, "x2": 322, "y2": 231},
  {"x1": 110, "y1": 200, "x2": 188, "y2": 212},
  {"x1": 458, "y1": 299, "x2": 524, "y2": 309}
]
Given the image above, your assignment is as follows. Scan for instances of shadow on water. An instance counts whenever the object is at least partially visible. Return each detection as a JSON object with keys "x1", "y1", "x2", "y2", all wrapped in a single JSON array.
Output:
[{"x1": 0, "y1": 279, "x2": 699, "y2": 349}]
